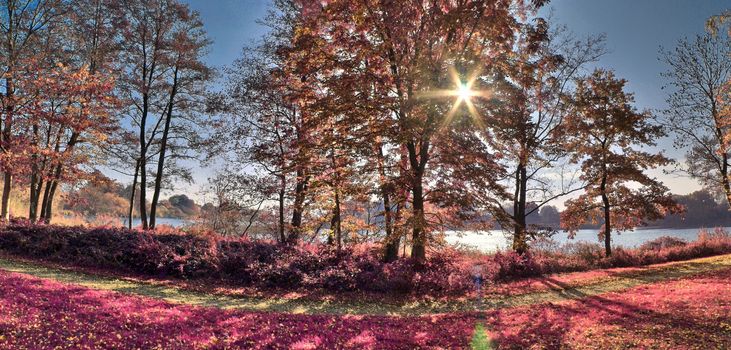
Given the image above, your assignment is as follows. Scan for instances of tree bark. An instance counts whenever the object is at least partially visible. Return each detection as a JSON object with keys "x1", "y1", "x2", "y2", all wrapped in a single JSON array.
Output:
[
  {"x1": 149, "y1": 67, "x2": 178, "y2": 229},
  {"x1": 44, "y1": 177, "x2": 60, "y2": 223},
  {"x1": 29, "y1": 178, "x2": 42, "y2": 222},
  {"x1": 138, "y1": 154, "x2": 148, "y2": 228},
  {"x1": 411, "y1": 181, "x2": 426, "y2": 261},
  {"x1": 288, "y1": 169, "x2": 307, "y2": 242},
  {"x1": 330, "y1": 189, "x2": 341, "y2": 249},
  {"x1": 721, "y1": 152, "x2": 731, "y2": 210},
  {"x1": 0, "y1": 173, "x2": 10, "y2": 221},
  {"x1": 600, "y1": 171, "x2": 612, "y2": 257},
  {"x1": 278, "y1": 174, "x2": 286, "y2": 243},
  {"x1": 407, "y1": 140, "x2": 428, "y2": 261},
  {"x1": 128, "y1": 159, "x2": 140, "y2": 229},
  {"x1": 1, "y1": 75, "x2": 14, "y2": 221},
  {"x1": 39, "y1": 179, "x2": 52, "y2": 221},
  {"x1": 376, "y1": 143, "x2": 398, "y2": 262},
  {"x1": 512, "y1": 164, "x2": 528, "y2": 254},
  {"x1": 28, "y1": 125, "x2": 41, "y2": 222}
]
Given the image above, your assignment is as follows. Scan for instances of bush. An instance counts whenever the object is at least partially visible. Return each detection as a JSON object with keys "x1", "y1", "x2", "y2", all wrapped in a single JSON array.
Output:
[
  {"x1": 0, "y1": 223, "x2": 469, "y2": 296},
  {"x1": 2, "y1": 222, "x2": 731, "y2": 296},
  {"x1": 639, "y1": 236, "x2": 687, "y2": 251}
]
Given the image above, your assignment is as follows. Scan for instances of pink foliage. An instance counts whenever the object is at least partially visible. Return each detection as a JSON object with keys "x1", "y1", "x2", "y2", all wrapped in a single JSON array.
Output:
[
  {"x1": 485, "y1": 268, "x2": 731, "y2": 348},
  {"x1": 0, "y1": 270, "x2": 476, "y2": 349},
  {"x1": 2, "y1": 222, "x2": 731, "y2": 298}
]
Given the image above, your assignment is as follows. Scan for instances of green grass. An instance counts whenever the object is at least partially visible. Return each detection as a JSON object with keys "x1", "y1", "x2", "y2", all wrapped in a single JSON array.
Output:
[
  {"x1": 1, "y1": 254, "x2": 730, "y2": 316},
  {"x1": 470, "y1": 323, "x2": 494, "y2": 350}
]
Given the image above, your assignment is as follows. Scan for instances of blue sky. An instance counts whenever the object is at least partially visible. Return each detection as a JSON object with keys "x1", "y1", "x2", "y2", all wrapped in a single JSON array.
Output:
[{"x1": 176, "y1": 0, "x2": 729, "y2": 201}]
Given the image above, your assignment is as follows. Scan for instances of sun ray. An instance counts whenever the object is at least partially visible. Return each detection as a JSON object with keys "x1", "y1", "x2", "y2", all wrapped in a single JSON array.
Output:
[
  {"x1": 421, "y1": 66, "x2": 491, "y2": 130},
  {"x1": 465, "y1": 98, "x2": 485, "y2": 130}
]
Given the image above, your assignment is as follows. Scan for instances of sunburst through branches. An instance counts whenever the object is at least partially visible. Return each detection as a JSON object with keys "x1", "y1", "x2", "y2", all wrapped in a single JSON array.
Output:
[{"x1": 420, "y1": 66, "x2": 490, "y2": 128}]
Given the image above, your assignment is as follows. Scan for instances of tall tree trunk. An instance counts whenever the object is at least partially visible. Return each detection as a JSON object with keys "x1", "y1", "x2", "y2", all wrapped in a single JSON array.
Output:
[
  {"x1": 28, "y1": 124, "x2": 41, "y2": 222},
  {"x1": 128, "y1": 159, "x2": 140, "y2": 229},
  {"x1": 722, "y1": 153, "x2": 731, "y2": 210},
  {"x1": 28, "y1": 175, "x2": 40, "y2": 221},
  {"x1": 138, "y1": 39, "x2": 157, "y2": 230},
  {"x1": 410, "y1": 181, "x2": 426, "y2": 260},
  {"x1": 278, "y1": 174, "x2": 286, "y2": 243},
  {"x1": 42, "y1": 134, "x2": 79, "y2": 224},
  {"x1": 289, "y1": 169, "x2": 308, "y2": 242},
  {"x1": 512, "y1": 164, "x2": 528, "y2": 254},
  {"x1": 407, "y1": 140, "x2": 429, "y2": 261},
  {"x1": 1, "y1": 75, "x2": 14, "y2": 221},
  {"x1": 44, "y1": 177, "x2": 60, "y2": 223},
  {"x1": 37, "y1": 125, "x2": 56, "y2": 223},
  {"x1": 381, "y1": 188, "x2": 397, "y2": 261},
  {"x1": 330, "y1": 189, "x2": 341, "y2": 249},
  {"x1": 150, "y1": 67, "x2": 178, "y2": 230},
  {"x1": 0, "y1": 173, "x2": 10, "y2": 220},
  {"x1": 376, "y1": 143, "x2": 398, "y2": 262},
  {"x1": 600, "y1": 172, "x2": 611, "y2": 257},
  {"x1": 328, "y1": 142, "x2": 342, "y2": 249},
  {"x1": 29, "y1": 179, "x2": 42, "y2": 222},
  {"x1": 139, "y1": 149, "x2": 148, "y2": 229},
  {"x1": 39, "y1": 180, "x2": 52, "y2": 221}
]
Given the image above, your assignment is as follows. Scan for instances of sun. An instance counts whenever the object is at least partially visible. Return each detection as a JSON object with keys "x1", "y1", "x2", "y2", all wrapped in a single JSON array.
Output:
[
  {"x1": 456, "y1": 83, "x2": 473, "y2": 102},
  {"x1": 416, "y1": 66, "x2": 490, "y2": 129}
]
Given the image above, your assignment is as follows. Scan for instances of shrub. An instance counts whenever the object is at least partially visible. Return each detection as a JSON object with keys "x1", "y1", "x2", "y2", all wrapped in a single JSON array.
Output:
[
  {"x1": 639, "y1": 236, "x2": 687, "y2": 251},
  {"x1": 2, "y1": 222, "x2": 731, "y2": 296},
  {"x1": 0, "y1": 223, "x2": 471, "y2": 296},
  {"x1": 560, "y1": 242, "x2": 604, "y2": 266}
]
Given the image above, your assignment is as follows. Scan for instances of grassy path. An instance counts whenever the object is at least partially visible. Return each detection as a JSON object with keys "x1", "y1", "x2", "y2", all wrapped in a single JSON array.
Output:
[{"x1": 1, "y1": 254, "x2": 731, "y2": 316}]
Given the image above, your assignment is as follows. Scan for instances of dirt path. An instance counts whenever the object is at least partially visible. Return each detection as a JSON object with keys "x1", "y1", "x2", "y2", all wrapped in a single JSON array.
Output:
[{"x1": 1, "y1": 254, "x2": 730, "y2": 316}]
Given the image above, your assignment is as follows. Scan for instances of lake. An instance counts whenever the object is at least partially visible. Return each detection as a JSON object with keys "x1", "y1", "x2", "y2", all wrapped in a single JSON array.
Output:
[
  {"x1": 124, "y1": 218, "x2": 191, "y2": 228},
  {"x1": 446, "y1": 227, "x2": 731, "y2": 252},
  {"x1": 122, "y1": 217, "x2": 723, "y2": 252}
]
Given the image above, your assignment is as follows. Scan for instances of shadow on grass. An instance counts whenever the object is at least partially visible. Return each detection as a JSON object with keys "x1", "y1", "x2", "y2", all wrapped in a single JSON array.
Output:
[
  {"x1": 1, "y1": 254, "x2": 730, "y2": 316},
  {"x1": 0, "y1": 257, "x2": 470, "y2": 316},
  {"x1": 486, "y1": 268, "x2": 731, "y2": 349},
  {"x1": 486, "y1": 255, "x2": 731, "y2": 309}
]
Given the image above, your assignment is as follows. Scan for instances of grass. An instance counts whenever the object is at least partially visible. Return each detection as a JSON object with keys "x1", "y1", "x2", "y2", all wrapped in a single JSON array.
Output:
[
  {"x1": 470, "y1": 323, "x2": 494, "y2": 350},
  {"x1": 2, "y1": 254, "x2": 731, "y2": 348},
  {"x1": 1, "y1": 253, "x2": 731, "y2": 316}
]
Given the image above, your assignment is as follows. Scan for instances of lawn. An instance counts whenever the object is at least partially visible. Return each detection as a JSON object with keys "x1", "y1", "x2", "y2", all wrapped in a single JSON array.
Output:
[{"x1": 0, "y1": 255, "x2": 730, "y2": 349}]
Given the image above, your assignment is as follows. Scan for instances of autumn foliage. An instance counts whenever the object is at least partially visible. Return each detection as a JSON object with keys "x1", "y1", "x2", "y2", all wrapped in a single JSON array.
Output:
[{"x1": 561, "y1": 70, "x2": 682, "y2": 257}]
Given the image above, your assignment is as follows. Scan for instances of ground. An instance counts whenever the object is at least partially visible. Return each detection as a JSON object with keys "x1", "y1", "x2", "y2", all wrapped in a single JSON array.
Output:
[{"x1": 0, "y1": 255, "x2": 730, "y2": 349}]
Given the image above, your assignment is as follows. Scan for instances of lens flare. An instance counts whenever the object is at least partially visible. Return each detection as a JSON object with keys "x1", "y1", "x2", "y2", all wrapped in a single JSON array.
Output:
[
  {"x1": 416, "y1": 66, "x2": 490, "y2": 129},
  {"x1": 457, "y1": 83, "x2": 473, "y2": 102}
]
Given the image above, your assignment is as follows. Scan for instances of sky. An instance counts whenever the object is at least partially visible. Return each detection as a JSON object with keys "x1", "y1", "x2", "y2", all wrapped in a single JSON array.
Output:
[{"x1": 174, "y1": 0, "x2": 730, "y2": 202}]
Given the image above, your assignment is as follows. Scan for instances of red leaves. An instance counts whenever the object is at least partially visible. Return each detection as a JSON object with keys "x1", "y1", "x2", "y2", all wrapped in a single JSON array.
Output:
[
  {"x1": 0, "y1": 270, "x2": 476, "y2": 349},
  {"x1": 562, "y1": 70, "x2": 683, "y2": 255},
  {"x1": 486, "y1": 268, "x2": 731, "y2": 348}
]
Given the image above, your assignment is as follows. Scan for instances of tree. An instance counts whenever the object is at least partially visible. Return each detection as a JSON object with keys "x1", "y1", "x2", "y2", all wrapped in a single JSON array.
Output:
[
  {"x1": 0, "y1": 0, "x2": 65, "y2": 220},
  {"x1": 38, "y1": 0, "x2": 123, "y2": 223},
  {"x1": 199, "y1": 171, "x2": 271, "y2": 238},
  {"x1": 214, "y1": 46, "x2": 309, "y2": 243},
  {"x1": 707, "y1": 10, "x2": 731, "y2": 36},
  {"x1": 148, "y1": 6, "x2": 211, "y2": 229},
  {"x1": 24, "y1": 63, "x2": 117, "y2": 223},
  {"x1": 561, "y1": 69, "x2": 682, "y2": 257},
  {"x1": 660, "y1": 33, "x2": 731, "y2": 208},
  {"x1": 64, "y1": 172, "x2": 129, "y2": 218},
  {"x1": 291, "y1": 0, "x2": 543, "y2": 260},
  {"x1": 117, "y1": 0, "x2": 210, "y2": 230},
  {"x1": 211, "y1": 0, "x2": 326, "y2": 243},
  {"x1": 488, "y1": 18, "x2": 605, "y2": 253}
]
